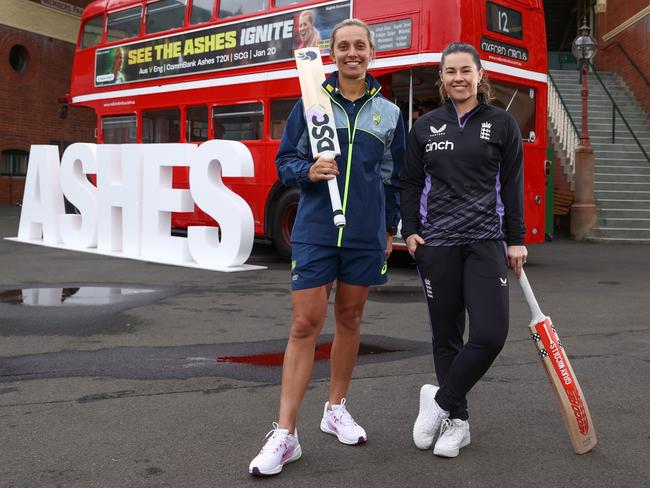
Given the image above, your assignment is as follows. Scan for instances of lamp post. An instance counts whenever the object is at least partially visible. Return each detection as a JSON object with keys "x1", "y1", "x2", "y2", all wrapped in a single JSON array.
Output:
[{"x1": 570, "y1": 18, "x2": 598, "y2": 240}]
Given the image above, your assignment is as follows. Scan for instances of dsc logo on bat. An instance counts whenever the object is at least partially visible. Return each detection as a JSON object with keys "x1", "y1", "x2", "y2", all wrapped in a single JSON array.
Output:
[{"x1": 306, "y1": 104, "x2": 337, "y2": 154}]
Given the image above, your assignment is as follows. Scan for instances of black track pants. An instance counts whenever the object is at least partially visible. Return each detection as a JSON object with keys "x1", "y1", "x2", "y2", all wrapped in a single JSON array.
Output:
[{"x1": 415, "y1": 241, "x2": 510, "y2": 420}]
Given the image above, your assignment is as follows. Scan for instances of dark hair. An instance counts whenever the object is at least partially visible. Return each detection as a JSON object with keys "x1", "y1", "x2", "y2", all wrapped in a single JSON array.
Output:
[
  {"x1": 329, "y1": 18, "x2": 375, "y2": 53},
  {"x1": 438, "y1": 42, "x2": 492, "y2": 103}
]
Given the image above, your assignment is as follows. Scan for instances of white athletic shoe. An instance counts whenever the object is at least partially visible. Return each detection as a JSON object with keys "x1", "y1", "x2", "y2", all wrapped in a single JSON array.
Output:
[
  {"x1": 249, "y1": 423, "x2": 302, "y2": 476},
  {"x1": 413, "y1": 384, "x2": 449, "y2": 449},
  {"x1": 320, "y1": 398, "x2": 367, "y2": 445},
  {"x1": 433, "y1": 418, "x2": 471, "y2": 458}
]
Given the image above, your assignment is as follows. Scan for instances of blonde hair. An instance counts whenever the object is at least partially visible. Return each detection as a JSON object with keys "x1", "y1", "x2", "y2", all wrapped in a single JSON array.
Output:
[
  {"x1": 329, "y1": 18, "x2": 375, "y2": 53},
  {"x1": 438, "y1": 42, "x2": 493, "y2": 103}
]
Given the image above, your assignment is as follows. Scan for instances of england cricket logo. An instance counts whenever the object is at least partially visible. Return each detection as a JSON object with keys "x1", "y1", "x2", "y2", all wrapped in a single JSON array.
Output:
[{"x1": 480, "y1": 122, "x2": 492, "y2": 141}]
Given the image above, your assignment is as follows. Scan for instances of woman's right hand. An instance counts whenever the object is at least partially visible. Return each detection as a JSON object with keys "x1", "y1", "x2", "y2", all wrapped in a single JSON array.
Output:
[
  {"x1": 308, "y1": 156, "x2": 339, "y2": 182},
  {"x1": 406, "y1": 234, "x2": 424, "y2": 257}
]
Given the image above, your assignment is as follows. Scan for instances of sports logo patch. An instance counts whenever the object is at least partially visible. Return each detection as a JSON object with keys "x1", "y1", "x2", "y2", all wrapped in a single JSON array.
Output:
[
  {"x1": 430, "y1": 124, "x2": 447, "y2": 136},
  {"x1": 373, "y1": 113, "x2": 382, "y2": 125},
  {"x1": 480, "y1": 122, "x2": 492, "y2": 141}
]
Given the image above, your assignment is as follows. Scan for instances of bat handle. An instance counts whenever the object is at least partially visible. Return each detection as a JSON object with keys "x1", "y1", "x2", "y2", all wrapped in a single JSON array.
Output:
[
  {"x1": 518, "y1": 269, "x2": 546, "y2": 323},
  {"x1": 321, "y1": 151, "x2": 346, "y2": 228}
]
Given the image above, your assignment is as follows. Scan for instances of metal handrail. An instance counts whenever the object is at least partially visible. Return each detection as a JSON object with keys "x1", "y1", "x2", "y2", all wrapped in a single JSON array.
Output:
[
  {"x1": 547, "y1": 71, "x2": 580, "y2": 183},
  {"x1": 603, "y1": 42, "x2": 650, "y2": 87},
  {"x1": 588, "y1": 61, "x2": 650, "y2": 163}
]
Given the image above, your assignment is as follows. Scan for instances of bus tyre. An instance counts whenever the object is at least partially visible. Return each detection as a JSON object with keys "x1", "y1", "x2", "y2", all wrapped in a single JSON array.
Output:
[{"x1": 272, "y1": 189, "x2": 299, "y2": 261}]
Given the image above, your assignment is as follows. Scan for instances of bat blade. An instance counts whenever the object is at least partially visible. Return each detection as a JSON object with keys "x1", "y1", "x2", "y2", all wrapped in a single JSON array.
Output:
[
  {"x1": 294, "y1": 47, "x2": 345, "y2": 228},
  {"x1": 529, "y1": 316, "x2": 597, "y2": 454},
  {"x1": 519, "y1": 270, "x2": 597, "y2": 454}
]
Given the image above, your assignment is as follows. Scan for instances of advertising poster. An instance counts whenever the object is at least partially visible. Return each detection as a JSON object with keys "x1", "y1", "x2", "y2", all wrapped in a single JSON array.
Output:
[{"x1": 95, "y1": 0, "x2": 351, "y2": 87}]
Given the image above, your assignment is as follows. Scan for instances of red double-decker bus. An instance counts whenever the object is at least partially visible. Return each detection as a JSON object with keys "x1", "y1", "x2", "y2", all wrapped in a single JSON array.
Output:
[{"x1": 68, "y1": 0, "x2": 548, "y2": 260}]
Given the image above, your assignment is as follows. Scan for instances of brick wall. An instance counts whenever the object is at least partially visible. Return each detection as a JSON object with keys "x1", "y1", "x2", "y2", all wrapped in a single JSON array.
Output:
[
  {"x1": 596, "y1": 2, "x2": 650, "y2": 115},
  {"x1": 0, "y1": 24, "x2": 95, "y2": 205}
]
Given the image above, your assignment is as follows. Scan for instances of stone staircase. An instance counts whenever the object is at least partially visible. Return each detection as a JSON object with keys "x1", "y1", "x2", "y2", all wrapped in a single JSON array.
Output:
[{"x1": 549, "y1": 69, "x2": 650, "y2": 243}]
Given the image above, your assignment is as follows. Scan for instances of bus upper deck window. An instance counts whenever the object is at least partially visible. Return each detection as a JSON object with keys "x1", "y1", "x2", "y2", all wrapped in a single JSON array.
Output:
[
  {"x1": 274, "y1": 0, "x2": 302, "y2": 6},
  {"x1": 213, "y1": 103, "x2": 263, "y2": 141},
  {"x1": 142, "y1": 108, "x2": 181, "y2": 143},
  {"x1": 270, "y1": 98, "x2": 299, "y2": 140},
  {"x1": 218, "y1": 0, "x2": 266, "y2": 19},
  {"x1": 101, "y1": 115, "x2": 137, "y2": 144},
  {"x1": 107, "y1": 7, "x2": 143, "y2": 42},
  {"x1": 146, "y1": 0, "x2": 187, "y2": 34},
  {"x1": 190, "y1": 0, "x2": 213, "y2": 24},
  {"x1": 81, "y1": 15, "x2": 104, "y2": 49}
]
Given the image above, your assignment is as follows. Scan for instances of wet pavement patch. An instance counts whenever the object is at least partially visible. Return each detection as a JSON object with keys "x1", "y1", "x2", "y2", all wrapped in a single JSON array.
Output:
[
  {"x1": 0, "y1": 335, "x2": 430, "y2": 384},
  {"x1": 0, "y1": 284, "x2": 180, "y2": 336}
]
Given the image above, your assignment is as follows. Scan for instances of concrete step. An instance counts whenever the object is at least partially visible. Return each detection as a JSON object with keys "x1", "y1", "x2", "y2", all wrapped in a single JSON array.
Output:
[
  {"x1": 595, "y1": 182, "x2": 650, "y2": 192},
  {"x1": 596, "y1": 217, "x2": 650, "y2": 229},
  {"x1": 591, "y1": 136, "x2": 650, "y2": 145},
  {"x1": 598, "y1": 208, "x2": 650, "y2": 219},
  {"x1": 590, "y1": 227, "x2": 650, "y2": 239},
  {"x1": 596, "y1": 189, "x2": 650, "y2": 199},
  {"x1": 587, "y1": 235, "x2": 650, "y2": 244},
  {"x1": 596, "y1": 173, "x2": 650, "y2": 183},
  {"x1": 594, "y1": 198, "x2": 650, "y2": 209},
  {"x1": 595, "y1": 164, "x2": 650, "y2": 173},
  {"x1": 592, "y1": 143, "x2": 650, "y2": 150}
]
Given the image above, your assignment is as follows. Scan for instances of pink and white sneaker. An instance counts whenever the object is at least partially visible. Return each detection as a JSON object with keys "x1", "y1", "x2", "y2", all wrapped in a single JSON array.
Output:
[
  {"x1": 320, "y1": 398, "x2": 367, "y2": 445},
  {"x1": 249, "y1": 423, "x2": 302, "y2": 476}
]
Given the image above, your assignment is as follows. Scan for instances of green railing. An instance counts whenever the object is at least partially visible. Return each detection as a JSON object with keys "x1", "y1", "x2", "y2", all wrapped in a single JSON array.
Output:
[{"x1": 587, "y1": 61, "x2": 650, "y2": 163}]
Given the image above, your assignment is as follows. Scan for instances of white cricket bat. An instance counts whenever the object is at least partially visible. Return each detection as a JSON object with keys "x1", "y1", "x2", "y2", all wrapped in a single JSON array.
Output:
[
  {"x1": 518, "y1": 270, "x2": 597, "y2": 454},
  {"x1": 294, "y1": 47, "x2": 345, "y2": 228}
]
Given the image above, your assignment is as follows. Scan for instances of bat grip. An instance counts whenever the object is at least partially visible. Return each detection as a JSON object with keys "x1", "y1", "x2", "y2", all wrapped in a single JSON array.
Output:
[
  {"x1": 321, "y1": 151, "x2": 345, "y2": 228},
  {"x1": 518, "y1": 269, "x2": 546, "y2": 323}
]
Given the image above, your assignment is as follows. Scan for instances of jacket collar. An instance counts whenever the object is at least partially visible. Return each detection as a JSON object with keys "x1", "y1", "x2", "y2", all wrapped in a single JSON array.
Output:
[{"x1": 322, "y1": 71, "x2": 382, "y2": 99}]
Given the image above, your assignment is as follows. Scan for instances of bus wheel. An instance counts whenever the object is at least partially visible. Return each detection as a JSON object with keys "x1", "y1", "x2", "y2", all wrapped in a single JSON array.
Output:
[{"x1": 272, "y1": 189, "x2": 299, "y2": 261}]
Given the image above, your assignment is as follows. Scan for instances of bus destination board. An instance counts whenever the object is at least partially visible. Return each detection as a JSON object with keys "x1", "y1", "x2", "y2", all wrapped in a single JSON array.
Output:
[
  {"x1": 486, "y1": 1, "x2": 523, "y2": 40},
  {"x1": 94, "y1": 1, "x2": 351, "y2": 87}
]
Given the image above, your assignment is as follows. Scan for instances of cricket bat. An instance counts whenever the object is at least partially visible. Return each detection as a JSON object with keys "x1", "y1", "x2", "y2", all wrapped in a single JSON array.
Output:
[
  {"x1": 518, "y1": 270, "x2": 597, "y2": 454},
  {"x1": 294, "y1": 47, "x2": 346, "y2": 228}
]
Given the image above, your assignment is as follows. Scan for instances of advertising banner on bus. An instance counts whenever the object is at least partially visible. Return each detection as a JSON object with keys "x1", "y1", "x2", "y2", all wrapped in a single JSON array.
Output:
[{"x1": 94, "y1": 0, "x2": 351, "y2": 87}]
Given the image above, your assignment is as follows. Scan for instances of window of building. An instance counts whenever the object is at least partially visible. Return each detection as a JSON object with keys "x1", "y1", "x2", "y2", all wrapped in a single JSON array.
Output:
[
  {"x1": 218, "y1": 0, "x2": 266, "y2": 19},
  {"x1": 81, "y1": 15, "x2": 104, "y2": 48},
  {"x1": 9, "y1": 45, "x2": 29, "y2": 73},
  {"x1": 102, "y1": 115, "x2": 137, "y2": 143},
  {"x1": 142, "y1": 108, "x2": 181, "y2": 143},
  {"x1": 107, "y1": 7, "x2": 142, "y2": 42},
  {"x1": 270, "y1": 98, "x2": 299, "y2": 139},
  {"x1": 146, "y1": 0, "x2": 187, "y2": 34},
  {"x1": 1, "y1": 150, "x2": 29, "y2": 176},
  {"x1": 492, "y1": 82, "x2": 536, "y2": 142},
  {"x1": 213, "y1": 103, "x2": 263, "y2": 141},
  {"x1": 186, "y1": 106, "x2": 209, "y2": 142},
  {"x1": 190, "y1": 0, "x2": 213, "y2": 24}
]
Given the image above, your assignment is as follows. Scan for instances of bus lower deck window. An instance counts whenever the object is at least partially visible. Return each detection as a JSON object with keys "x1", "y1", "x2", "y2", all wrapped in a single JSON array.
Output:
[
  {"x1": 270, "y1": 98, "x2": 299, "y2": 140},
  {"x1": 187, "y1": 106, "x2": 209, "y2": 142},
  {"x1": 101, "y1": 115, "x2": 137, "y2": 144},
  {"x1": 142, "y1": 109, "x2": 181, "y2": 143},
  {"x1": 213, "y1": 103, "x2": 263, "y2": 141}
]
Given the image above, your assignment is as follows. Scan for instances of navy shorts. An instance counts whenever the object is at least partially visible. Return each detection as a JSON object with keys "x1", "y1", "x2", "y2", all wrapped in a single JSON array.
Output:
[{"x1": 290, "y1": 243, "x2": 388, "y2": 290}]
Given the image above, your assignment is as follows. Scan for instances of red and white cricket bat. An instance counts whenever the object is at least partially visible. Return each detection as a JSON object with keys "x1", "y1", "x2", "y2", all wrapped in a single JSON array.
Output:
[
  {"x1": 518, "y1": 270, "x2": 597, "y2": 454},
  {"x1": 294, "y1": 47, "x2": 346, "y2": 228}
]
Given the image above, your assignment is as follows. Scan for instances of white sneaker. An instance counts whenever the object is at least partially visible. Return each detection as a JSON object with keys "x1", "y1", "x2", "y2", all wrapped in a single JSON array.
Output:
[
  {"x1": 320, "y1": 398, "x2": 367, "y2": 445},
  {"x1": 249, "y1": 423, "x2": 302, "y2": 476},
  {"x1": 433, "y1": 418, "x2": 471, "y2": 458},
  {"x1": 413, "y1": 384, "x2": 449, "y2": 449}
]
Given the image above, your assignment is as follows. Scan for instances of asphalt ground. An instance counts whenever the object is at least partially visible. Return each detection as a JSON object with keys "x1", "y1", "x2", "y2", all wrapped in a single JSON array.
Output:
[{"x1": 0, "y1": 204, "x2": 648, "y2": 488}]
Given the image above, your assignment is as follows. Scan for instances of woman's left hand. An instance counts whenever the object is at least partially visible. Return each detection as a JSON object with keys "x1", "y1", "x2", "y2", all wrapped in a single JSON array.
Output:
[
  {"x1": 507, "y1": 245, "x2": 528, "y2": 279},
  {"x1": 385, "y1": 233, "x2": 393, "y2": 259}
]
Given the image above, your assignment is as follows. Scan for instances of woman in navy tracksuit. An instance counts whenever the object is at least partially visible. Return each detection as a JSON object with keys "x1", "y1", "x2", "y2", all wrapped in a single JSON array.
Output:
[
  {"x1": 401, "y1": 42, "x2": 528, "y2": 458},
  {"x1": 249, "y1": 19, "x2": 405, "y2": 477}
]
